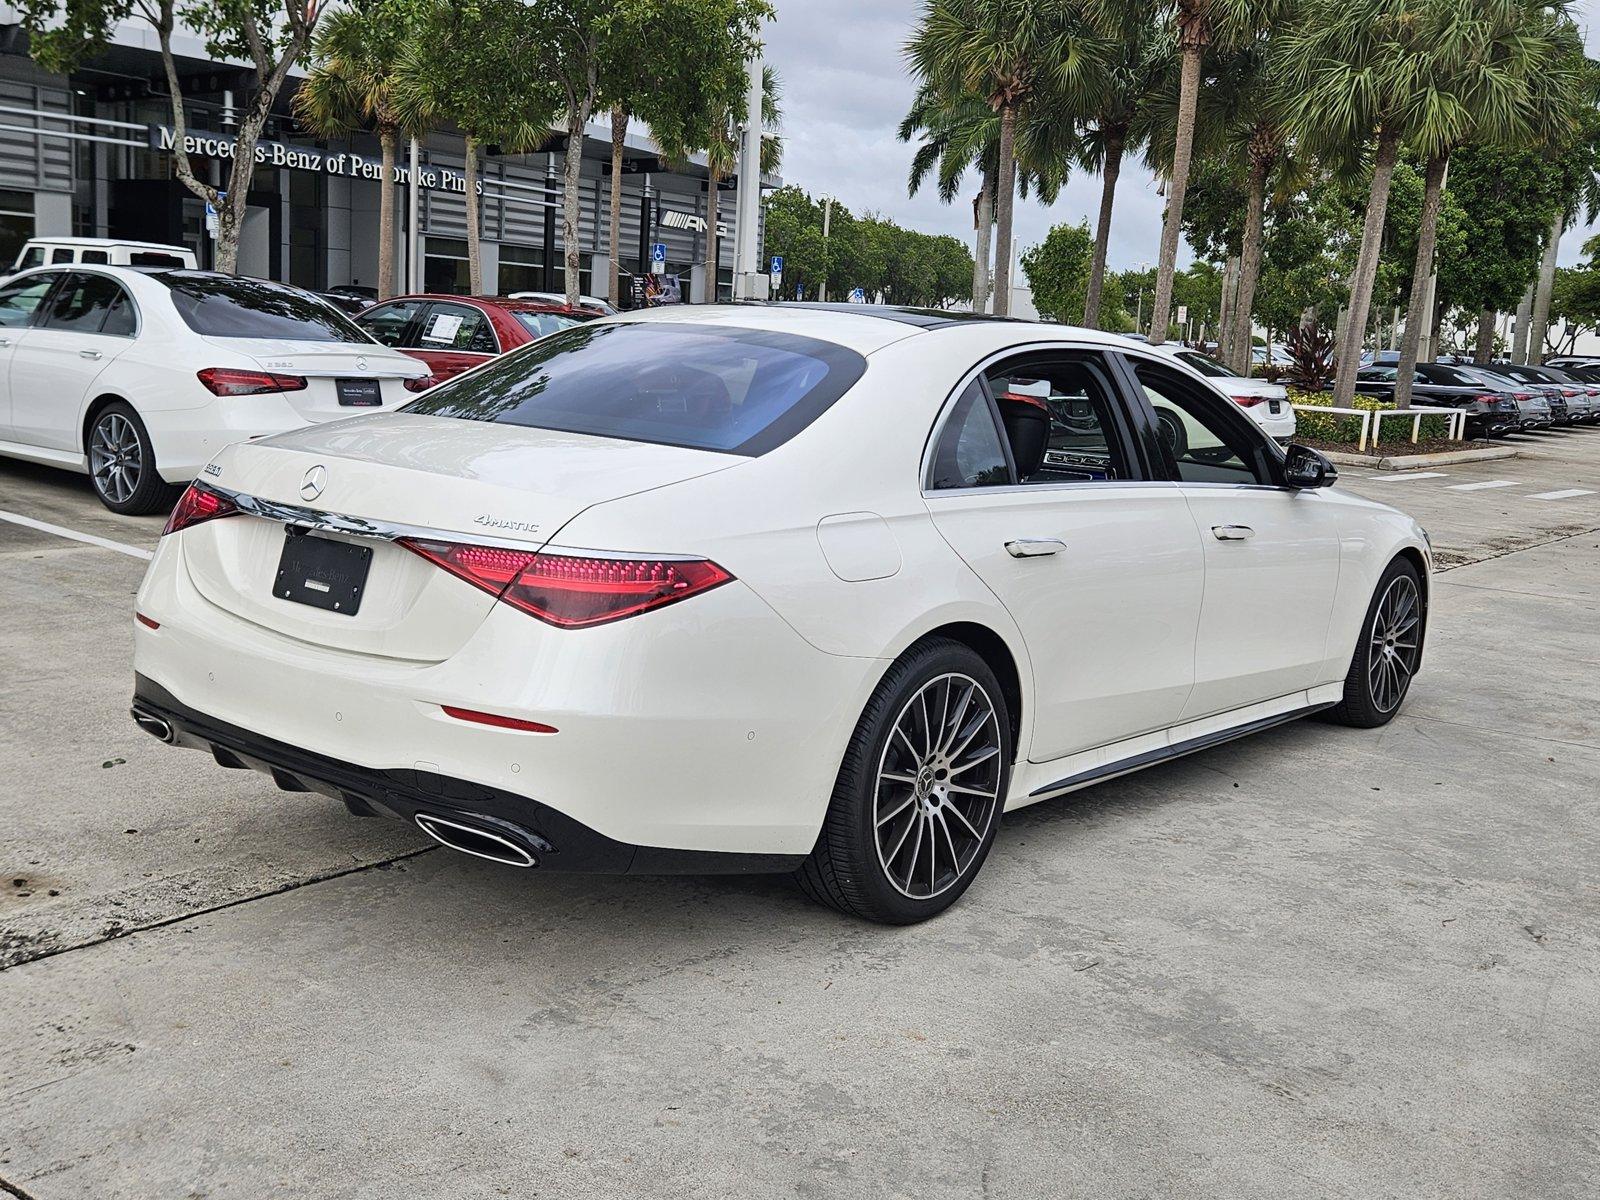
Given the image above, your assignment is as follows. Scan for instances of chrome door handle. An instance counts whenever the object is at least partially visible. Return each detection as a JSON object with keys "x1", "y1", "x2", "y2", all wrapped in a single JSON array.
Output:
[
  {"x1": 0, "y1": 337, "x2": 10, "y2": 347},
  {"x1": 79, "y1": 349, "x2": 103, "y2": 360},
  {"x1": 1005, "y1": 538, "x2": 1067, "y2": 558},
  {"x1": 1211, "y1": 525, "x2": 1255, "y2": 541}
]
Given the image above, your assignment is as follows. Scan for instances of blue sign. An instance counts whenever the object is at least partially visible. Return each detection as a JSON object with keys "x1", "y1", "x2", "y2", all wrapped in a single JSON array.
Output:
[
  {"x1": 848, "y1": 287, "x2": 865, "y2": 304},
  {"x1": 770, "y1": 255, "x2": 783, "y2": 276},
  {"x1": 650, "y1": 242, "x2": 667, "y2": 264}
]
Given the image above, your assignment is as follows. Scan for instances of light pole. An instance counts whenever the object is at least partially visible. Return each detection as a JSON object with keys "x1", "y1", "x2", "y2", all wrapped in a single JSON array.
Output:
[{"x1": 818, "y1": 195, "x2": 834, "y2": 303}]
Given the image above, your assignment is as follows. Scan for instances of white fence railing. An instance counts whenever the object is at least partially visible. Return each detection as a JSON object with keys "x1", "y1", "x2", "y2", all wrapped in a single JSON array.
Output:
[{"x1": 1289, "y1": 405, "x2": 1466, "y2": 452}]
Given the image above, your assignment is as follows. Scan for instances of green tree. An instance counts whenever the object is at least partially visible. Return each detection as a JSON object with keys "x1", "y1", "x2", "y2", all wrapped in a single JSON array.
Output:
[
  {"x1": 17, "y1": 0, "x2": 320, "y2": 273},
  {"x1": 392, "y1": 0, "x2": 562, "y2": 296},
  {"x1": 694, "y1": 64, "x2": 782, "y2": 303},
  {"x1": 906, "y1": 0, "x2": 1095, "y2": 316},
  {"x1": 598, "y1": 0, "x2": 769, "y2": 305},
  {"x1": 1546, "y1": 239, "x2": 1600, "y2": 355},
  {"x1": 1108, "y1": 0, "x2": 1286, "y2": 345},
  {"x1": 1020, "y1": 221, "x2": 1094, "y2": 322},
  {"x1": 1391, "y1": 0, "x2": 1579, "y2": 404}
]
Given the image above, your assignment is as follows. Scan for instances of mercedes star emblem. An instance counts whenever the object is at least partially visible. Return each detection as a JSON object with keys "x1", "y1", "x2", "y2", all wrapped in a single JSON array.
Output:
[{"x1": 300, "y1": 464, "x2": 327, "y2": 502}]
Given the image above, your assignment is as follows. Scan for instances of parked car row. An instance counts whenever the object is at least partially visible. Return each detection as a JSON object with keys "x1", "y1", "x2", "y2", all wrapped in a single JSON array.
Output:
[
  {"x1": 0, "y1": 257, "x2": 603, "y2": 513},
  {"x1": 1354, "y1": 359, "x2": 1600, "y2": 438}
]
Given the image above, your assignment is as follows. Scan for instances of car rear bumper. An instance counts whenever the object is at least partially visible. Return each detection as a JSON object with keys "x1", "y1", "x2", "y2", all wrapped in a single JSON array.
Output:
[{"x1": 131, "y1": 675, "x2": 802, "y2": 874}]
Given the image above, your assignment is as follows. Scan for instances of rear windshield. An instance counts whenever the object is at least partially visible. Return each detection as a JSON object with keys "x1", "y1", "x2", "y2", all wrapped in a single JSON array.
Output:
[
  {"x1": 403, "y1": 321, "x2": 867, "y2": 455},
  {"x1": 158, "y1": 274, "x2": 372, "y2": 342},
  {"x1": 1425, "y1": 365, "x2": 1486, "y2": 387},
  {"x1": 129, "y1": 251, "x2": 187, "y2": 268},
  {"x1": 1175, "y1": 350, "x2": 1233, "y2": 379},
  {"x1": 512, "y1": 310, "x2": 587, "y2": 339}
]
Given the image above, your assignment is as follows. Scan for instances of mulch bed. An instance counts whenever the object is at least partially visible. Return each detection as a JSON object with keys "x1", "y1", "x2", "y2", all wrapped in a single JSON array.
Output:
[{"x1": 1295, "y1": 436, "x2": 1490, "y2": 458}]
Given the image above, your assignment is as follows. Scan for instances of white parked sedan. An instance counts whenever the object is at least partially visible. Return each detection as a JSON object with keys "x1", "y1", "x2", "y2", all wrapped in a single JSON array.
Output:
[
  {"x1": 131, "y1": 305, "x2": 1430, "y2": 923},
  {"x1": 1141, "y1": 341, "x2": 1296, "y2": 439},
  {"x1": 0, "y1": 266, "x2": 427, "y2": 513}
]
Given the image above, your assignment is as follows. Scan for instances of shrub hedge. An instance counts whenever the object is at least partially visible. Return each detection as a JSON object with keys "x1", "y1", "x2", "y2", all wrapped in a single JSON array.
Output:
[{"x1": 1287, "y1": 389, "x2": 1453, "y2": 445}]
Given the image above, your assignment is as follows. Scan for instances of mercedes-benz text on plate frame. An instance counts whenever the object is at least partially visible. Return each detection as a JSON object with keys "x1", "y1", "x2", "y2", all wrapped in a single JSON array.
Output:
[{"x1": 131, "y1": 309, "x2": 1431, "y2": 924}]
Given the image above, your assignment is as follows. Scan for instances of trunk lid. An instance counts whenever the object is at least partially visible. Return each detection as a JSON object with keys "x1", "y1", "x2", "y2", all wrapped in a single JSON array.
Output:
[
  {"x1": 179, "y1": 412, "x2": 741, "y2": 660},
  {"x1": 205, "y1": 336, "x2": 428, "y2": 422}
]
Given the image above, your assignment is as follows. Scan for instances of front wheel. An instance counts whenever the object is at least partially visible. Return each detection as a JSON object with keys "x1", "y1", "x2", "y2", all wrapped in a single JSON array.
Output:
[
  {"x1": 88, "y1": 402, "x2": 179, "y2": 515},
  {"x1": 797, "y1": 638, "x2": 1012, "y2": 924},
  {"x1": 1325, "y1": 558, "x2": 1424, "y2": 728}
]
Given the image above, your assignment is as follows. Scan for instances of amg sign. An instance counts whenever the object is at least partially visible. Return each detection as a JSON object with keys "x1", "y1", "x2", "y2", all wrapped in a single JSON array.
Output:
[{"x1": 661, "y1": 209, "x2": 729, "y2": 238}]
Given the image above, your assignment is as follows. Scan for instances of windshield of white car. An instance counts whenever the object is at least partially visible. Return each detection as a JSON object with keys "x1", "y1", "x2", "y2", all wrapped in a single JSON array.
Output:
[
  {"x1": 1175, "y1": 351, "x2": 1234, "y2": 379},
  {"x1": 156, "y1": 273, "x2": 373, "y2": 343},
  {"x1": 404, "y1": 321, "x2": 868, "y2": 455}
]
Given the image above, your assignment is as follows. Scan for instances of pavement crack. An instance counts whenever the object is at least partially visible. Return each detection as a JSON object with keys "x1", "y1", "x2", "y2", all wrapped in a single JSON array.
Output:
[
  {"x1": 0, "y1": 847, "x2": 436, "y2": 973},
  {"x1": 0, "y1": 1175, "x2": 43, "y2": 1200},
  {"x1": 1435, "y1": 523, "x2": 1600, "y2": 572}
]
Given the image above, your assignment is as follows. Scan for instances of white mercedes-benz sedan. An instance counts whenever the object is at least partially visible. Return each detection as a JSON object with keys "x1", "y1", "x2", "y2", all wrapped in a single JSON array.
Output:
[
  {"x1": 131, "y1": 305, "x2": 1431, "y2": 924},
  {"x1": 0, "y1": 266, "x2": 427, "y2": 514}
]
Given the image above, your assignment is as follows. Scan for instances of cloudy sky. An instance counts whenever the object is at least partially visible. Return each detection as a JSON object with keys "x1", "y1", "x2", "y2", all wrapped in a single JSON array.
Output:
[{"x1": 763, "y1": 0, "x2": 1600, "y2": 274}]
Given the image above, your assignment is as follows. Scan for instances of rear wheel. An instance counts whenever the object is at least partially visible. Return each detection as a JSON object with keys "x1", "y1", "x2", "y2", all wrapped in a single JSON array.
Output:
[
  {"x1": 797, "y1": 638, "x2": 1011, "y2": 924},
  {"x1": 1325, "y1": 558, "x2": 1423, "y2": 728},
  {"x1": 88, "y1": 402, "x2": 178, "y2": 515}
]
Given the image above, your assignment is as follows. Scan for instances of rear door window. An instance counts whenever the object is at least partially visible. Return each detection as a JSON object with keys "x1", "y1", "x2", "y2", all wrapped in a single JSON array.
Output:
[
  {"x1": 41, "y1": 273, "x2": 126, "y2": 334},
  {"x1": 419, "y1": 302, "x2": 498, "y2": 353},
  {"x1": 159, "y1": 274, "x2": 372, "y2": 342},
  {"x1": 986, "y1": 356, "x2": 1129, "y2": 484},
  {"x1": 404, "y1": 321, "x2": 867, "y2": 456}
]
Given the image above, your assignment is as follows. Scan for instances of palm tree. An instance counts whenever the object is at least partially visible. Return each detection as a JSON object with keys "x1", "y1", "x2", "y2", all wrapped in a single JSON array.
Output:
[
  {"x1": 393, "y1": 0, "x2": 559, "y2": 295},
  {"x1": 294, "y1": 1, "x2": 426, "y2": 299},
  {"x1": 906, "y1": 0, "x2": 1094, "y2": 317},
  {"x1": 1077, "y1": 3, "x2": 1163, "y2": 327},
  {"x1": 699, "y1": 66, "x2": 782, "y2": 304},
  {"x1": 1391, "y1": 1, "x2": 1580, "y2": 405},
  {"x1": 1526, "y1": 46, "x2": 1600, "y2": 363},
  {"x1": 1109, "y1": 0, "x2": 1287, "y2": 344},
  {"x1": 898, "y1": 81, "x2": 1071, "y2": 312}
]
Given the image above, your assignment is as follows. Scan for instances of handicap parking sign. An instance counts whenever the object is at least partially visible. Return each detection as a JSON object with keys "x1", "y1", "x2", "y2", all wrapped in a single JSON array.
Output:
[
  {"x1": 770, "y1": 255, "x2": 783, "y2": 276},
  {"x1": 650, "y1": 242, "x2": 667, "y2": 264},
  {"x1": 848, "y1": 287, "x2": 865, "y2": 303}
]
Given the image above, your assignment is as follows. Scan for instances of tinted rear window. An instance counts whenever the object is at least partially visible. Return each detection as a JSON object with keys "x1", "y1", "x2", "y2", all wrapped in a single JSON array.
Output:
[
  {"x1": 159, "y1": 274, "x2": 371, "y2": 342},
  {"x1": 404, "y1": 321, "x2": 867, "y2": 455},
  {"x1": 512, "y1": 311, "x2": 585, "y2": 339}
]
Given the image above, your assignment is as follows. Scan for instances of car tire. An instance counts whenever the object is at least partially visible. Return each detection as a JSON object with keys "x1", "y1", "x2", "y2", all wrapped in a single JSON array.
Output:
[
  {"x1": 796, "y1": 637, "x2": 1012, "y2": 924},
  {"x1": 1324, "y1": 557, "x2": 1424, "y2": 729},
  {"x1": 87, "y1": 402, "x2": 179, "y2": 516}
]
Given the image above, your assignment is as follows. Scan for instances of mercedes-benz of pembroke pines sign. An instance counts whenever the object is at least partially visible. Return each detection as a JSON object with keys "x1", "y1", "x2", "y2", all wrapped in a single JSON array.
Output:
[{"x1": 151, "y1": 126, "x2": 474, "y2": 193}]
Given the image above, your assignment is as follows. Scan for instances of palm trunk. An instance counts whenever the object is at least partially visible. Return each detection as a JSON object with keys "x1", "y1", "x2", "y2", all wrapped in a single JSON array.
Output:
[
  {"x1": 1083, "y1": 128, "x2": 1125, "y2": 327},
  {"x1": 562, "y1": 108, "x2": 586, "y2": 307},
  {"x1": 704, "y1": 170, "x2": 721, "y2": 303},
  {"x1": 1230, "y1": 151, "x2": 1271, "y2": 375},
  {"x1": 1217, "y1": 255, "x2": 1238, "y2": 363},
  {"x1": 377, "y1": 128, "x2": 398, "y2": 299},
  {"x1": 1512, "y1": 284, "x2": 1534, "y2": 364},
  {"x1": 608, "y1": 104, "x2": 628, "y2": 307},
  {"x1": 1333, "y1": 126, "x2": 1401, "y2": 404},
  {"x1": 972, "y1": 168, "x2": 994, "y2": 312},
  {"x1": 463, "y1": 136, "x2": 483, "y2": 295},
  {"x1": 1394, "y1": 154, "x2": 1447, "y2": 408},
  {"x1": 1527, "y1": 208, "x2": 1563, "y2": 365},
  {"x1": 991, "y1": 105, "x2": 1018, "y2": 317},
  {"x1": 1149, "y1": 41, "x2": 1204, "y2": 345},
  {"x1": 1473, "y1": 308, "x2": 1496, "y2": 363}
]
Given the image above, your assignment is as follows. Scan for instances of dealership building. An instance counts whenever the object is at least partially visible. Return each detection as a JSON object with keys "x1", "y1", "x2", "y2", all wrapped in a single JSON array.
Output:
[{"x1": 0, "y1": 8, "x2": 770, "y2": 299}]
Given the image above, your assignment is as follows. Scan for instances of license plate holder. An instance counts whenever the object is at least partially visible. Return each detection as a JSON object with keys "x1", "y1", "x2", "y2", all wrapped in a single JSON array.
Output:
[
  {"x1": 273, "y1": 532, "x2": 372, "y2": 615},
  {"x1": 336, "y1": 377, "x2": 382, "y2": 407}
]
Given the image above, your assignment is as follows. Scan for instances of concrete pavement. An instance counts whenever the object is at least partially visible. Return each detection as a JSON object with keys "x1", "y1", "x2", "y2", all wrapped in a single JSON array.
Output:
[{"x1": 1, "y1": 440, "x2": 1597, "y2": 1198}]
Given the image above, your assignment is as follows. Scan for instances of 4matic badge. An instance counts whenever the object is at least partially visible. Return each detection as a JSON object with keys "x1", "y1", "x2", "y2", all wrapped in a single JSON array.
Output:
[{"x1": 474, "y1": 514, "x2": 541, "y2": 535}]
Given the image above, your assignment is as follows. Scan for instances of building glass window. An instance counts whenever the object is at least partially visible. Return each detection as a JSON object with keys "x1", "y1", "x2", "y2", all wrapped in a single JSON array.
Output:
[
  {"x1": 498, "y1": 242, "x2": 544, "y2": 295},
  {"x1": 0, "y1": 191, "x2": 33, "y2": 268},
  {"x1": 424, "y1": 236, "x2": 473, "y2": 295},
  {"x1": 288, "y1": 170, "x2": 326, "y2": 290}
]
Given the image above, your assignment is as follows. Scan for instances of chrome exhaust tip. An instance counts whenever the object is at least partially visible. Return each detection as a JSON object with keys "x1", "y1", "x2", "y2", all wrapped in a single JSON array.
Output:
[
  {"x1": 131, "y1": 707, "x2": 174, "y2": 743},
  {"x1": 414, "y1": 813, "x2": 537, "y2": 868}
]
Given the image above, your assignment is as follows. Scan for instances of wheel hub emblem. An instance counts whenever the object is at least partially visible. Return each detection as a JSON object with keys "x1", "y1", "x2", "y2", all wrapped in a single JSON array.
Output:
[{"x1": 300, "y1": 464, "x2": 327, "y2": 502}]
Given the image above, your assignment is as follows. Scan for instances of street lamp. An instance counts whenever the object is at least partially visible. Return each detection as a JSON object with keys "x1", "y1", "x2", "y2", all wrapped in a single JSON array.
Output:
[{"x1": 818, "y1": 194, "x2": 835, "y2": 303}]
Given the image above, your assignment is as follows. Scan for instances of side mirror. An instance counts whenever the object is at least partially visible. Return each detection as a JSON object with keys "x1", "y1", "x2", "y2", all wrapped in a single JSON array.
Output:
[{"x1": 1283, "y1": 443, "x2": 1337, "y2": 489}]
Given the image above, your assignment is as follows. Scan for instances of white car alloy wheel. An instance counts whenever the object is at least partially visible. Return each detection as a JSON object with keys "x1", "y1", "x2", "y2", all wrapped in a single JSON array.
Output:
[
  {"x1": 90, "y1": 409, "x2": 144, "y2": 506},
  {"x1": 1367, "y1": 574, "x2": 1421, "y2": 715},
  {"x1": 873, "y1": 672, "x2": 1004, "y2": 901}
]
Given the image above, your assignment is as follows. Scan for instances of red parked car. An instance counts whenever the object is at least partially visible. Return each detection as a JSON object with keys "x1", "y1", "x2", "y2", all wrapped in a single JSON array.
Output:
[{"x1": 353, "y1": 294, "x2": 600, "y2": 391}]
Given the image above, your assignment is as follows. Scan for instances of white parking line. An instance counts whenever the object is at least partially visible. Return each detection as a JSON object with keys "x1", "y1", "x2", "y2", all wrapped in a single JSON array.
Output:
[
  {"x1": 1368, "y1": 472, "x2": 1450, "y2": 481},
  {"x1": 1445, "y1": 480, "x2": 1519, "y2": 492},
  {"x1": 0, "y1": 509, "x2": 154, "y2": 560},
  {"x1": 1527, "y1": 489, "x2": 1598, "y2": 501}
]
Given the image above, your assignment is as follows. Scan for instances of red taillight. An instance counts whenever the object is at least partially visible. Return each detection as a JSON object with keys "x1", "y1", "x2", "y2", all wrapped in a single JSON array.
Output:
[
  {"x1": 399, "y1": 539, "x2": 733, "y2": 628},
  {"x1": 197, "y1": 367, "x2": 308, "y2": 396},
  {"x1": 135, "y1": 612, "x2": 160, "y2": 630},
  {"x1": 403, "y1": 375, "x2": 438, "y2": 393},
  {"x1": 1514, "y1": 392, "x2": 1532, "y2": 401},
  {"x1": 162, "y1": 483, "x2": 239, "y2": 536},
  {"x1": 441, "y1": 705, "x2": 558, "y2": 733},
  {"x1": 1232, "y1": 394, "x2": 1267, "y2": 408}
]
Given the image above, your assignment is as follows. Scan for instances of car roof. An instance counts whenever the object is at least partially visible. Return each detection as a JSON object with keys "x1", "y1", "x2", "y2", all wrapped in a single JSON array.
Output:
[{"x1": 21, "y1": 236, "x2": 190, "y2": 251}]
